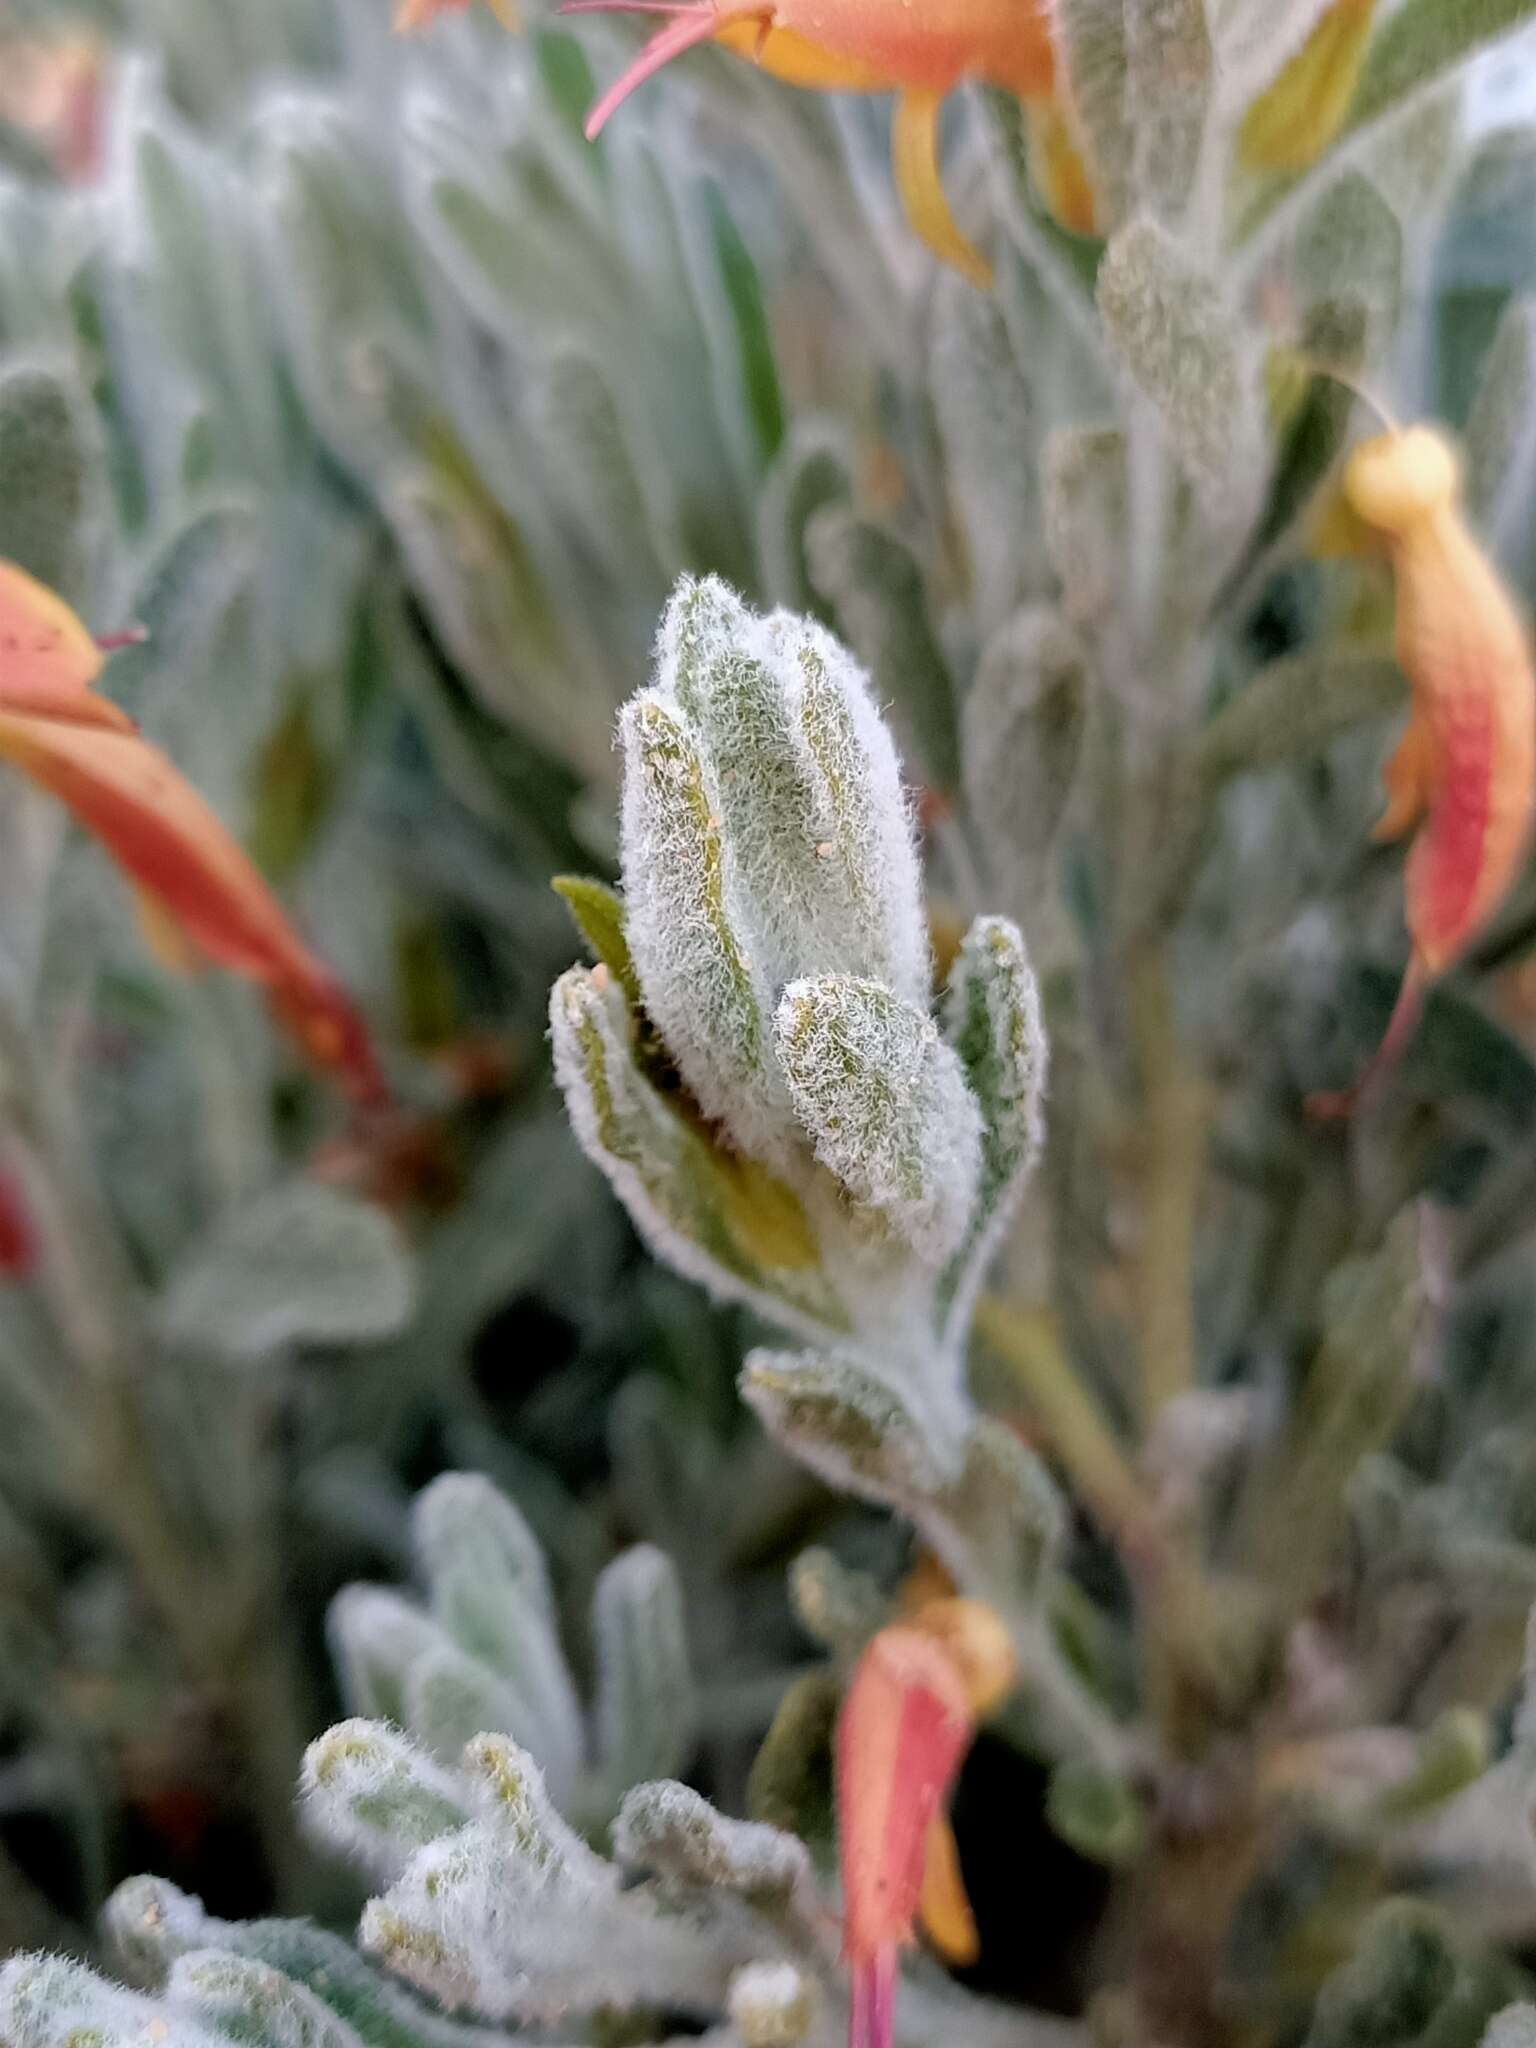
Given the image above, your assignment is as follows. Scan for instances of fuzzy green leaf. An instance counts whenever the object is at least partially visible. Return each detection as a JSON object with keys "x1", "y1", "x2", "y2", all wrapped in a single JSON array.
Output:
[
  {"x1": 592, "y1": 1545, "x2": 698, "y2": 1797},
  {"x1": 166, "y1": 1953, "x2": 367, "y2": 2048},
  {"x1": 775, "y1": 975, "x2": 981, "y2": 1264},
  {"x1": 0, "y1": 363, "x2": 99, "y2": 602},
  {"x1": 551, "y1": 875, "x2": 640, "y2": 1006},
  {"x1": 300, "y1": 1721, "x2": 470, "y2": 1881},
  {"x1": 806, "y1": 508, "x2": 961, "y2": 793},
  {"x1": 1043, "y1": 427, "x2": 1127, "y2": 627},
  {"x1": 1197, "y1": 652, "x2": 1405, "y2": 781},
  {"x1": 963, "y1": 609, "x2": 1089, "y2": 909},
  {"x1": 159, "y1": 1182, "x2": 414, "y2": 1362},
  {"x1": 1097, "y1": 219, "x2": 1260, "y2": 486},
  {"x1": 1464, "y1": 294, "x2": 1536, "y2": 553},
  {"x1": 1347, "y1": 0, "x2": 1536, "y2": 137}
]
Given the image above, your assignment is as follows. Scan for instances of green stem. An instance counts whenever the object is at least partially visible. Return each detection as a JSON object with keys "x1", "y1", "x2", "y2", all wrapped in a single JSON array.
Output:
[
  {"x1": 1128, "y1": 948, "x2": 1205, "y2": 1426},
  {"x1": 973, "y1": 1295, "x2": 1161, "y2": 1561}
]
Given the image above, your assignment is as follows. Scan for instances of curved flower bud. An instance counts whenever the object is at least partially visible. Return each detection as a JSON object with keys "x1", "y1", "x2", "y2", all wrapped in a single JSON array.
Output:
[
  {"x1": 1312, "y1": 426, "x2": 1536, "y2": 1111},
  {"x1": 0, "y1": 560, "x2": 384, "y2": 1105}
]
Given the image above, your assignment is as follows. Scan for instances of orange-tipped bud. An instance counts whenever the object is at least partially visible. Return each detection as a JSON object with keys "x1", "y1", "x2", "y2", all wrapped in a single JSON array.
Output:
[{"x1": 908, "y1": 1597, "x2": 1017, "y2": 1717}]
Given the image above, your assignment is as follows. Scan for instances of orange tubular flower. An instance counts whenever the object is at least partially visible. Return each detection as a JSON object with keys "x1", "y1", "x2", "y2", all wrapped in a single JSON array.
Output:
[
  {"x1": 0, "y1": 562, "x2": 386, "y2": 1108},
  {"x1": 1313, "y1": 429, "x2": 1536, "y2": 1113},
  {"x1": 561, "y1": 0, "x2": 1057, "y2": 288},
  {"x1": 837, "y1": 1598, "x2": 1015, "y2": 2048}
]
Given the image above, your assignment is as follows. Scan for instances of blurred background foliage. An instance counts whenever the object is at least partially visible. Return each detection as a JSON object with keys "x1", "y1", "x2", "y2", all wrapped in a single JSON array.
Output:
[{"x1": 6, "y1": 4, "x2": 1536, "y2": 2047}]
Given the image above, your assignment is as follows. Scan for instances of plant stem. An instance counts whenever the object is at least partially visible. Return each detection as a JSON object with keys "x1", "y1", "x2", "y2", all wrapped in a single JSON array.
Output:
[
  {"x1": 973, "y1": 1294, "x2": 1162, "y2": 1563},
  {"x1": 1128, "y1": 946, "x2": 1205, "y2": 1425}
]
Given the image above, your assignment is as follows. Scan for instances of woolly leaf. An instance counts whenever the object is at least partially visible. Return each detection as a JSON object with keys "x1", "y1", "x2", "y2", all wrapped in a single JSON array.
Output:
[
  {"x1": 805, "y1": 508, "x2": 961, "y2": 794},
  {"x1": 550, "y1": 965, "x2": 843, "y2": 1337},
  {"x1": 613, "y1": 1779, "x2": 816, "y2": 1919},
  {"x1": 934, "y1": 1420, "x2": 1065, "y2": 1603},
  {"x1": 1346, "y1": 0, "x2": 1536, "y2": 139},
  {"x1": 728, "y1": 1962, "x2": 819, "y2": 2048},
  {"x1": 1294, "y1": 172, "x2": 1404, "y2": 349},
  {"x1": 524, "y1": 348, "x2": 674, "y2": 590},
  {"x1": 747, "y1": 1670, "x2": 840, "y2": 1845},
  {"x1": 386, "y1": 468, "x2": 583, "y2": 776},
  {"x1": 1097, "y1": 220, "x2": 1261, "y2": 487},
  {"x1": 165, "y1": 1953, "x2": 368, "y2": 2048},
  {"x1": 940, "y1": 917, "x2": 1049, "y2": 1332},
  {"x1": 618, "y1": 688, "x2": 776, "y2": 1157},
  {"x1": 1197, "y1": 652, "x2": 1405, "y2": 779},
  {"x1": 592, "y1": 1544, "x2": 698, "y2": 1797},
  {"x1": 929, "y1": 277, "x2": 1039, "y2": 630},
  {"x1": 103, "y1": 1880, "x2": 502, "y2": 2048},
  {"x1": 963, "y1": 609, "x2": 1088, "y2": 912},
  {"x1": 1124, "y1": 0, "x2": 1213, "y2": 217},
  {"x1": 1304, "y1": 1901, "x2": 1524, "y2": 2048},
  {"x1": 362, "y1": 1739, "x2": 719, "y2": 2022},
  {"x1": 1484, "y1": 2010, "x2": 1536, "y2": 2048},
  {"x1": 551, "y1": 874, "x2": 640, "y2": 1006},
  {"x1": 756, "y1": 422, "x2": 854, "y2": 619},
  {"x1": 301, "y1": 1721, "x2": 470, "y2": 1882},
  {"x1": 1237, "y1": 0, "x2": 1376, "y2": 174},
  {"x1": 0, "y1": 1955, "x2": 225, "y2": 2048},
  {"x1": 774, "y1": 976, "x2": 981, "y2": 1264},
  {"x1": 412, "y1": 1475, "x2": 583, "y2": 1802},
  {"x1": 1464, "y1": 294, "x2": 1536, "y2": 554},
  {"x1": 158, "y1": 1183, "x2": 414, "y2": 1362},
  {"x1": 1049, "y1": 0, "x2": 1132, "y2": 227},
  {"x1": 1043, "y1": 427, "x2": 1127, "y2": 629},
  {"x1": 328, "y1": 1587, "x2": 454, "y2": 1730},
  {"x1": 0, "y1": 363, "x2": 99, "y2": 602},
  {"x1": 741, "y1": 1349, "x2": 951, "y2": 1509},
  {"x1": 654, "y1": 578, "x2": 930, "y2": 1009},
  {"x1": 404, "y1": 1645, "x2": 527, "y2": 1772},
  {"x1": 102, "y1": 503, "x2": 260, "y2": 728}
]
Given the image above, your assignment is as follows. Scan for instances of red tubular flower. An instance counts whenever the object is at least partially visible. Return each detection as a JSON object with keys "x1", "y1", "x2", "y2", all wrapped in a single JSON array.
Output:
[
  {"x1": 560, "y1": 0, "x2": 1057, "y2": 288},
  {"x1": 838, "y1": 1624, "x2": 974, "y2": 2048},
  {"x1": 0, "y1": 561, "x2": 386, "y2": 1108}
]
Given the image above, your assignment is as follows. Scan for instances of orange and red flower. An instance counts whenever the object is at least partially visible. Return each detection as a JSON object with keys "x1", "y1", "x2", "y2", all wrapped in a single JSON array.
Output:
[
  {"x1": 837, "y1": 1595, "x2": 1014, "y2": 2048},
  {"x1": 1311, "y1": 428, "x2": 1536, "y2": 1110},
  {"x1": 562, "y1": 0, "x2": 1057, "y2": 287},
  {"x1": 0, "y1": 561, "x2": 385, "y2": 1108}
]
